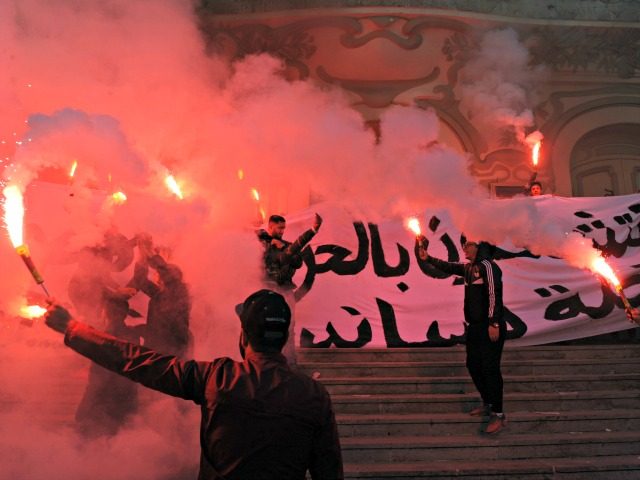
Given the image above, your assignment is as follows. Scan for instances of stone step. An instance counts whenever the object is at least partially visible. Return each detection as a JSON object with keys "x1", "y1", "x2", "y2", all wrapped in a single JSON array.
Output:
[
  {"x1": 340, "y1": 431, "x2": 640, "y2": 463},
  {"x1": 331, "y1": 390, "x2": 640, "y2": 414},
  {"x1": 301, "y1": 357, "x2": 640, "y2": 377},
  {"x1": 343, "y1": 455, "x2": 640, "y2": 479},
  {"x1": 337, "y1": 409, "x2": 640, "y2": 437},
  {"x1": 315, "y1": 372, "x2": 640, "y2": 395},
  {"x1": 299, "y1": 344, "x2": 640, "y2": 363}
]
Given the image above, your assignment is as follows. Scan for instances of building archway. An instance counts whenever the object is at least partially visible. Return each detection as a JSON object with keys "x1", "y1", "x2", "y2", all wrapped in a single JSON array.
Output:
[
  {"x1": 544, "y1": 98, "x2": 640, "y2": 196},
  {"x1": 570, "y1": 123, "x2": 640, "y2": 197}
]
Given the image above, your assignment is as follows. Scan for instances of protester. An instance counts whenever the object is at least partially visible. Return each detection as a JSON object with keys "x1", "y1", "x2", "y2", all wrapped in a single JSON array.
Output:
[
  {"x1": 44, "y1": 289, "x2": 344, "y2": 480},
  {"x1": 418, "y1": 237, "x2": 507, "y2": 434},
  {"x1": 256, "y1": 213, "x2": 322, "y2": 366},
  {"x1": 258, "y1": 213, "x2": 323, "y2": 289},
  {"x1": 529, "y1": 181, "x2": 543, "y2": 196},
  {"x1": 129, "y1": 234, "x2": 192, "y2": 357},
  {"x1": 74, "y1": 286, "x2": 140, "y2": 437}
]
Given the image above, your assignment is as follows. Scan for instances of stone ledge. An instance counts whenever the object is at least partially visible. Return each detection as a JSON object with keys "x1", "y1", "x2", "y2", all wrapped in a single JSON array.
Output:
[{"x1": 198, "y1": 0, "x2": 640, "y2": 23}]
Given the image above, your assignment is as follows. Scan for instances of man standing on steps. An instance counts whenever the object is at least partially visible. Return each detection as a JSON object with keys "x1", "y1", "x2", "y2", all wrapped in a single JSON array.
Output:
[
  {"x1": 418, "y1": 237, "x2": 507, "y2": 434},
  {"x1": 257, "y1": 213, "x2": 323, "y2": 367}
]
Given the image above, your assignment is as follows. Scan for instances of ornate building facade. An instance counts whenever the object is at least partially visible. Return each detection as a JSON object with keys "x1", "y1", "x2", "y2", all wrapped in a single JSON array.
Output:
[{"x1": 199, "y1": 1, "x2": 640, "y2": 201}]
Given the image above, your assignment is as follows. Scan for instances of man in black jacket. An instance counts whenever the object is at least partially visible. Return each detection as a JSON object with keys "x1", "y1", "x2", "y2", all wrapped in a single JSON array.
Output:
[
  {"x1": 418, "y1": 238, "x2": 507, "y2": 434},
  {"x1": 257, "y1": 213, "x2": 322, "y2": 366},
  {"x1": 44, "y1": 289, "x2": 343, "y2": 479},
  {"x1": 258, "y1": 213, "x2": 322, "y2": 289}
]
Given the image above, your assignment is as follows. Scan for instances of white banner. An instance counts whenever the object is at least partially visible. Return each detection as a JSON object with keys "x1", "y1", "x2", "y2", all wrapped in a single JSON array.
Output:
[{"x1": 288, "y1": 196, "x2": 640, "y2": 347}]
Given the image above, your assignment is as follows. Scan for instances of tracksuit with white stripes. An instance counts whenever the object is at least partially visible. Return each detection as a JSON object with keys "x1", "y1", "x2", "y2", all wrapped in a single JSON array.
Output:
[{"x1": 426, "y1": 253, "x2": 506, "y2": 413}]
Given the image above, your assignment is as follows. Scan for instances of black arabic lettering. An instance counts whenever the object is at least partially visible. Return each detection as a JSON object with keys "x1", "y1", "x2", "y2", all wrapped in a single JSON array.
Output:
[
  {"x1": 294, "y1": 221, "x2": 369, "y2": 302},
  {"x1": 369, "y1": 223, "x2": 410, "y2": 277},
  {"x1": 299, "y1": 306, "x2": 372, "y2": 348},
  {"x1": 573, "y1": 207, "x2": 640, "y2": 258},
  {"x1": 542, "y1": 282, "x2": 616, "y2": 321}
]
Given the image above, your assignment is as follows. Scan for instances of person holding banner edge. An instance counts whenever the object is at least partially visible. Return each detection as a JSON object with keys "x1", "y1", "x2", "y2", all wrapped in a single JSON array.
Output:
[{"x1": 417, "y1": 236, "x2": 507, "y2": 434}]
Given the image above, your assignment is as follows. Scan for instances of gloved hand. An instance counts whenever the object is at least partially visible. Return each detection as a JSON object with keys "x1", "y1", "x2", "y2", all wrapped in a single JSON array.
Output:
[
  {"x1": 313, "y1": 213, "x2": 323, "y2": 232},
  {"x1": 45, "y1": 303, "x2": 73, "y2": 334}
]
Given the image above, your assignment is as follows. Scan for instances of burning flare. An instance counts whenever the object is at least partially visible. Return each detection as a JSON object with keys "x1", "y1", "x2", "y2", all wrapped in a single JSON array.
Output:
[
  {"x1": 111, "y1": 191, "x2": 127, "y2": 204},
  {"x1": 69, "y1": 160, "x2": 78, "y2": 178},
  {"x1": 592, "y1": 257, "x2": 621, "y2": 288},
  {"x1": 20, "y1": 305, "x2": 47, "y2": 319},
  {"x1": 525, "y1": 131, "x2": 544, "y2": 169},
  {"x1": 3, "y1": 184, "x2": 49, "y2": 294},
  {"x1": 531, "y1": 141, "x2": 541, "y2": 168},
  {"x1": 406, "y1": 217, "x2": 422, "y2": 237},
  {"x1": 3, "y1": 185, "x2": 24, "y2": 247},
  {"x1": 250, "y1": 188, "x2": 266, "y2": 222},
  {"x1": 165, "y1": 174, "x2": 184, "y2": 200},
  {"x1": 592, "y1": 256, "x2": 636, "y2": 323},
  {"x1": 237, "y1": 169, "x2": 244, "y2": 180}
]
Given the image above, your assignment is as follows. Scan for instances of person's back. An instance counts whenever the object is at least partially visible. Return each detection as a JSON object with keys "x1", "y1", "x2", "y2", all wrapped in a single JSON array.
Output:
[
  {"x1": 44, "y1": 288, "x2": 343, "y2": 480},
  {"x1": 198, "y1": 349, "x2": 340, "y2": 479}
]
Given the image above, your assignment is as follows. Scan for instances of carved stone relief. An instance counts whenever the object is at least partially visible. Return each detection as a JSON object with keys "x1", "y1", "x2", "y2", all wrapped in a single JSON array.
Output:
[
  {"x1": 527, "y1": 27, "x2": 640, "y2": 79},
  {"x1": 199, "y1": 9, "x2": 640, "y2": 196}
]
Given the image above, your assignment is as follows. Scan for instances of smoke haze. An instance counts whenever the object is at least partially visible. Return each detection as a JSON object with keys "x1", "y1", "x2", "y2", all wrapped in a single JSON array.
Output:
[{"x1": 0, "y1": 2, "x2": 609, "y2": 479}]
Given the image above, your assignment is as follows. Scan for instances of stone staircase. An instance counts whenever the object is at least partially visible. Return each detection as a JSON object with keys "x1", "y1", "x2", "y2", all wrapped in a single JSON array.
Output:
[{"x1": 299, "y1": 344, "x2": 640, "y2": 479}]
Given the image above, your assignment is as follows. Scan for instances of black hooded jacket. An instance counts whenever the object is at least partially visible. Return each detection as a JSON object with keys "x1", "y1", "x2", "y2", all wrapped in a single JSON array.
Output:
[{"x1": 426, "y1": 242, "x2": 503, "y2": 326}]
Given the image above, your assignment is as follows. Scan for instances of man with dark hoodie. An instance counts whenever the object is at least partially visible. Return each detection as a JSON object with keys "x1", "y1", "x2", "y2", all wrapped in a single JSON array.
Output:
[
  {"x1": 44, "y1": 289, "x2": 343, "y2": 479},
  {"x1": 418, "y1": 237, "x2": 507, "y2": 434}
]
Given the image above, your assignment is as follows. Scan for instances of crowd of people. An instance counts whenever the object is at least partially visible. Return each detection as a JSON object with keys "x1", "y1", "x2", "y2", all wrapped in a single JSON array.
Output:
[{"x1": 42, "y1": 203, "x2": 525, "y2": 478}]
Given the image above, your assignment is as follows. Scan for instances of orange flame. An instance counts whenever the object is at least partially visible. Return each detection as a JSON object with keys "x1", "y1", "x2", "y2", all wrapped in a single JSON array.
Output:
[
  {"x1": 237, "y1": 169, "x2": 244, "y2": 180},
  {"x1": 406, "y1": 217, "x2": 421, "y2": 237},
  {"x1": 20, "y1": 305, "x2": 47, "y2": 319},
  {"x1": 592, "y1": 257, "x2": 621, "y2": 289},
  {"x1": 69, "y1": 160, "x2": 78, "y2": 178},
  {"x1": 164, "y1": 175, "x2": 184, "y2": 200},
  {"x1": 111, "y1": 191, "x2": 127, "y2": 204},
  {"x1": 251, "y1": 188, "x2": 260, "y2": 202},
  {"x1": 3, "y1": 185, "x2": 24, "y2": 248},
  {"x1": 532, "y1": 141, "x2": 541, "y2": 168}
]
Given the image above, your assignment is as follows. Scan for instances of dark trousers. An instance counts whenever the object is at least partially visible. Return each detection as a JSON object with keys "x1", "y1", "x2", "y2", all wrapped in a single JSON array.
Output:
[{"x1": 465, "y1": 322, "x2": 506, "y2": 413}]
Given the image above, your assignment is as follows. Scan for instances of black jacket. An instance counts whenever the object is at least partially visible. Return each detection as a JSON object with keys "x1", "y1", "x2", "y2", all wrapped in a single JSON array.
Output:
[
  {"x1": 426, "y1": 245, "x2": 503, "y2": 325},
  {"x1": 63, "y1": 321, "x2": 343, "y2": 480},
  {"x1": 259, "y1": 228, "x2": 317, "y2": 288}
]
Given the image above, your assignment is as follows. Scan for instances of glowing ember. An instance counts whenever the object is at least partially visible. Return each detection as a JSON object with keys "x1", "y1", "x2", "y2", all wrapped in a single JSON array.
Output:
[
  {"x1": 531, "y1": 141, "x2": 541, "y2": 168},
  {"x1": 164, "y1": 174, "x2": 184, "y2": 199},
  {"x1": 20, "y1": 305, "x2": 47, "y2": 319},
  {"x1": 406, "y1": 217, "x2": 421, "y2": 237},
  {"x1": 69, "y1": 160, "x2": 78, "y2": 178},
  {"x1": 238, "y1": 169, "x2": 244, "y2": 180},
  {"x1": 2, "y1": 185, "x2": 25, "y2": 248},
  {"x1": 592, "y1": 257, "x2": 621, "y2": 288},
  {"x1": 111, "y1": 191, "x2": 127, "y2": 204},
  {"x1": 251, "y1": 188, "x2": 260, "y2": 202}
]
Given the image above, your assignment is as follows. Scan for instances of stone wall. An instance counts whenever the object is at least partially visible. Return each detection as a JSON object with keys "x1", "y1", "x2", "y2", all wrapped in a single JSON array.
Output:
[{"x1": 199, "y1": 3, "x2": 640, "y2": 198}]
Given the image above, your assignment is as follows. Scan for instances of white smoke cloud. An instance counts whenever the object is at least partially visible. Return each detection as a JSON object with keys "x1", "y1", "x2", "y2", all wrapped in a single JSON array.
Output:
[
  {"x1": 457, "y1": 27, "x2": 547, "y2": 146},
  {"x1": 0, "y1": 2, "x2": 611, "y2": 478}
]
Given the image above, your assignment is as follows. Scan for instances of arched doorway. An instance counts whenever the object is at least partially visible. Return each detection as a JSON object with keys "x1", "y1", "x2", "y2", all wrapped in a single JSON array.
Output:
[{"x1": 570, "y1": 123, "x2": 640, "y2": 197}]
